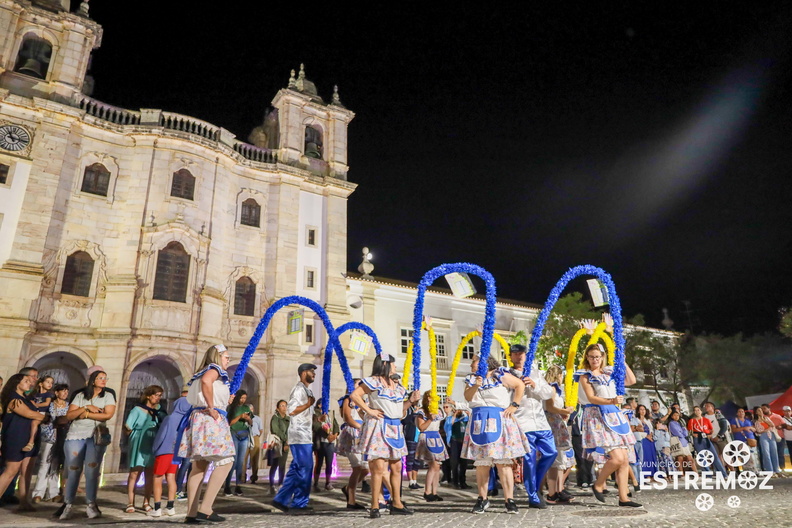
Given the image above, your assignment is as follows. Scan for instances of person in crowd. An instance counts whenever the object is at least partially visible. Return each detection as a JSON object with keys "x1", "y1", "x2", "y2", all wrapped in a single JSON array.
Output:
[
  {"x1": 32, "y1": 383, "x2": 69, "y2": 503},
  {"x1": 667, "y1": 409, "x2": 696, "y2": 474},
  {"x1": 439, "y1": 401, "x2": 453, "y2": 484},
  {"x1": 761, "y1": 404, "x2": 787, "y2": 471},
  {"x1": 687, "y1": 406, "x2": 727, "y2": 476},
  {"x1": 730, "y1": 408, "x2": 759, "y2": 471},
  {"x1": 543, "y1": 365, "x2": 575, "y2": 504},
  {"x1": 178, "y1": 344, "x2": 236, "y2": 523},
  {"x1": 245, "y1": 404, "x2": 263, "y2": 484},
  {"x1": 445, "y1": 398, "x2": 470, "y2": 489},
  {"x1": 624, "y1": 398, "x2": 644, "y2": 487},
  {"x1": 649, "y1": 400, "x2": 663, "y2": 422},
  {"x1": 463, "y1": 352, "x2": 528, "y2": 515},
  {"x1": 124, "y1": 384, "x2": 163, "y2": 513},
  {"x1": 170, "y1": 386, "x2": 190, "y2": 501},
  {"x1": 652, "y1": 419, "x2": 675, "y2": 474},
  {"x1": 272, "y1": 364, "x2": 318, "y2": 513},
  {"x1": 312, "y1": 402, "x2": 340, "y2": 492},
  {"x1": 0, "y1": 373, "x2": 45, "y2": 511},
  {"x1": 224, "y1": 389, "x2": 252, "y2": 497},
  {"x1": 575, "y1": 343, "x2": 641, "y2": 507},
  {"x1": 415, "y1": 391, "x2": 448, "y2": 502},
  {"x1": 636, "y1": 404, "x2": 660, "y2": 480},
  {"x1": 702, "y1": 402, "x2": 727, "y2": 462},
  {"x1": 508, "y1": 344, "x2": 557, "y2": 509},
  {"x1": 55, "y1": 369, "x2": 116, "y2": 520},
  {"x1": 753, "y1": 406, "x2": 783, "y2": 476},
  {"x1": 336, "y1": 381, "x2": 367, "y2": 509},
  {"x1": 148, "y1": 392, "x2": 192, "y2": 517},
  {"x1": 670, "y1": 403, "x2": 688, "y2": 427},
  {"x1": 350, "y1": 352, "x2": 419, "y2": 518},
  {"x1": 570, "y1": 407, "x2": 593, "y2": 488},
  {"x1": 402, "y1": 394, "x2": 422, "y2": 490},
  {"x1": 781, "y1": 406, "x2": 792, "y2": 469},
  {"x1": 268, "y1": 399, "x2": 290, "y2": 494}
]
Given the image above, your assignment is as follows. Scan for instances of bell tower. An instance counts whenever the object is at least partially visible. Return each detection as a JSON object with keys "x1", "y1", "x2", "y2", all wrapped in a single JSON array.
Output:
[
  {"x1": 0, "y1": 0, "x2": 102, "y2": 103},
  {"x1": 271, "y1": 64, "x2": 355, "y2": 180}
]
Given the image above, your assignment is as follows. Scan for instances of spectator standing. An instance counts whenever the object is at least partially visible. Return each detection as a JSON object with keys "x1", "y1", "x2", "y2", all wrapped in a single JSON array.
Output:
[
  {"x1": 246, "y1": 404, "x2": 263, "y2": 484},
  {"x1": 124, "y1": 385, "x2": 163, "y2": 513},
  {"x1": 667, "y1": 410, "x2": 697, "y2": 474},
  {"x1": 446, "y1": 399, "x2": 470, "y2": 489},
  {"x1": 781, "y1": 406, "x2": 792, "y2": 469},
  {"x1": 268, "y1": 399, "x2": 290, "y2": 494},
  {"x1": 224, "y1": 390, "x2": 252, "y2": 497},
  {"x1": 762, "y1": 404, "x2": 787, "y2": 471},
  {"x1": 570, "y1": 408, "x2": 593, "y2": 488},
  {"x1": 730, "y1": 408, "x2": 759, "y2": 471},
  {"x1": 649, "y1": 400, "x2": 663, "y2": 422},
  {"x1": 636, "y1": 404, "x2": 660, "y2": 479},
  {"x1": 687, "y1": 406, "x2": 727, "y2": 476},
  {"x1": 312, "y1": 404, "x2": 339, "y2": 492},
  {"x1": 652, "y1": 420, "x2": 675, "y2": 474},
  {"x1": 32, "y1": 383, "x2": 69, "y2": 503},
  {"x1": 55, "y1": 369, "x2": 117, "y2": 520},
  {"x1": 439, "y1": 402, "x2": 453, "y2": 484},
  {"x1": 753, "y1": 407, "x2": 782, "y2": 476},
  {"x1": 148, "y1": 394, "x2": 191, "y2": 517},
  {"x1": 402, "y1": 397, "x2": 422, "y2": 490}
]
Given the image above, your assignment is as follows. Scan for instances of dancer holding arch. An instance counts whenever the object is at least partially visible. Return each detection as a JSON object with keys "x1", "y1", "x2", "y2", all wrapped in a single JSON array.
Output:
[{"x1": 350, "y1": 352, "x2": 420, "y2": 519}]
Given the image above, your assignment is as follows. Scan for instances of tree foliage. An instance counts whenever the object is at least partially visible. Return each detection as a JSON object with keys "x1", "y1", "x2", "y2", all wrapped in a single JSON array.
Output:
[{"x1": 534, "y1": 292, "x2": 600, "y2": 369}]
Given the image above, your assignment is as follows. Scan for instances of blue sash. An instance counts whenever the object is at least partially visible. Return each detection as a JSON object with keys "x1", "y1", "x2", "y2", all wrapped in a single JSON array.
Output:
[
  {"x1": 172, "y1": 407, "x2": 228, "y2": 464},
  {"x1": 586, "y1": 404, "x2": 632, "y2": 436},
  {"x1": 382, "y1": 416, "x2": 405, "y2": 449},
  {"x1": 470, "y1": 406, "x2": 503, "y2": 446},
  {"x1": 423, "y1": 430, "x2": 445, "y2": 454}
]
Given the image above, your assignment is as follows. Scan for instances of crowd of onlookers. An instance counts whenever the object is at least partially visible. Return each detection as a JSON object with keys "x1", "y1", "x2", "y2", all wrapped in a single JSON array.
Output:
[{"x1": 0, "y1": 364, "x2": 790, "y2": 518}]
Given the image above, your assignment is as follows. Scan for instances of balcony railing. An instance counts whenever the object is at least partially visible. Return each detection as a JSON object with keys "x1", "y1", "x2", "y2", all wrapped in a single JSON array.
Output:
[{"x1": 76, "y1": 95, "x2": 141, "y2": 125}]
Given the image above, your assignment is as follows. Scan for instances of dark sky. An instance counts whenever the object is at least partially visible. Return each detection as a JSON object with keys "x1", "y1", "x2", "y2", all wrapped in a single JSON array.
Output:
[{"x1": 87, "y1": 2, "x2": 792, "y2": 335}]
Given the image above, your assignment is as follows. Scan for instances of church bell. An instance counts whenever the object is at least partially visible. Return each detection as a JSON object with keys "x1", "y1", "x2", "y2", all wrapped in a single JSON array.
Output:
[{"x1": 17, "y1": 59, "x2": 45, "y2": 79}]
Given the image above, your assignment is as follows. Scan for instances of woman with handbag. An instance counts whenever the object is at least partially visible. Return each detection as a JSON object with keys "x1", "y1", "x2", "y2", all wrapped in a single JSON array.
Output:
[
  {"x1": 54, "y1": 369, "x2": 116, "y2": 520},
  {"x1": 0, "y1": 373, "x2": 46, "y2": 511},
  {"x1": 666, "y1": 410, "x2": 696, "y2": 474},
  {"x1": 223, "y1": 389, "x2": 252, "y2": 497},
  {"x1": 268, "y1": 399, "x2": 289, "y2": 494},
  {"x1": 753, "y1": 407, "x2": 783, "y2": 476},
  {"x1": 124, "y1": 384, "x2": 164, "y2": 513}
]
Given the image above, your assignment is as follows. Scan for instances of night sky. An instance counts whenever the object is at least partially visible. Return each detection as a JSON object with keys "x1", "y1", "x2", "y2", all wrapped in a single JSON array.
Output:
[{"x1": 87, "y1": 2, "x2": 792, "y2": 335}]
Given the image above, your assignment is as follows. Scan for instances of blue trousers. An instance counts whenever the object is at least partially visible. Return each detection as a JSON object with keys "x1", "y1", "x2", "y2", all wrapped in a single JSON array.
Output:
[
  {"x1": 274, "y1": 444, "x2": 313, "y2": 508},
  {"x1": 523, "y1": 430, "x2": 557, "y2": 504},
  {"x1": 631, "y1": 439, "x2": 644, "y2": 481}
]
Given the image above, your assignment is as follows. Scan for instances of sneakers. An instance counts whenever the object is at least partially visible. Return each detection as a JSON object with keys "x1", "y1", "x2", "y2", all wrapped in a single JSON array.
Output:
[
  {"x1": 164, "y1": 507, "x2": 177, "y2": 516},
  {"x1": 559, "y1": 489, "x2": 573, "y2": 502},
  {"x1": 53, "y1": 503, "x2": 72, "y2": 520},
  {"x1": 408, "y1": 482, "x2": 420, "y2": 490},
  {"x1": 176, "y1": 491, "x2": 188, "y2": 501},
  {"x1": 224, "y1": 488, "x2": 233, "y2": 497},
  {"x1": 472, "y1": 496, "x2": 490, "y2": 514},
  {"x1": 505, "y1": 499, "x2": 519, "y2": 514},
  {"x1": 86, "y1": 503, "x2": 101, "y2": 519},
  {"x1": 234, "y1": 486, "x2": 243, "y2": 496},
  {"x1": 148, "y1": 508, "x2": 162, "y2": 517}
]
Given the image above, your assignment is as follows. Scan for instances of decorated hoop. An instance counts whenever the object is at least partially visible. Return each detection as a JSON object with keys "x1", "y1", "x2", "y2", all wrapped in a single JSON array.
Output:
[
  {"x1": 564, "y1": 322, "x2": 616, "y2": 407},
  {"x1": 231, "y1": 295, "x2": 346, "y2": 394},
  {"x1": 527, "y1": 265, "x2": 626, "y2": 394},
  {"x1": 320, "y1": 321, "x2": 378, "y2": 413},
  {"x1": 410, "y1": 263, "x2": 498, "y2": 387},
  {"x1": 402, "y1": 320, "x2": 441, "y2": 413},
  {"x1": 448, "y1": 330, "x2": 513, "y2": 397}
]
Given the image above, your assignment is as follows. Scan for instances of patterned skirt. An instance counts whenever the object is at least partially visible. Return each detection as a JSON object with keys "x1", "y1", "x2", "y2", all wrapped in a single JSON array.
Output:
[
  {"x1": 336, "y1": 426, "x2": 360, "y2": 458},
  {"x1": 354, "y1": 416, "x2": 408, "y2": 461},
  {"x1": 581, "y1": 406, "x2": 636, "y2": 465},
  {"x1": 416, "y1": 433, "x2": 449, "y2": 462},
  {"x1": 548, "y1": 413, "x2": 575, "y2": 470},
  {"x1": 177, "y1": 411, "x2": 235, "y2": 466},
  {"x1": 462, "y1": 413, "x2": 529, "y2": 461}
]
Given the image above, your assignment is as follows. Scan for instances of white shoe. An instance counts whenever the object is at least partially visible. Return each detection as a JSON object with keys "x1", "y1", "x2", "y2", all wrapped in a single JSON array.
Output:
[
  {"x1": 164, "y1": 507, "x2": 176, "y2": 516},
  {"x1": 59, "y1": 504, "x2": 73, "y2": 520},
  {"x1": 147, "y1": 508, "x2": 162, "y2": 517},
  {"x1": 86, "y1": 503, "x2": 101, "y2": 519}
]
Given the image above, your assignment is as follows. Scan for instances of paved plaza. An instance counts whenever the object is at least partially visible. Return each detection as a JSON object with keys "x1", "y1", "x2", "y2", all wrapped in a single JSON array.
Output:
[{"x1": 1, "y1": 472, "x2": 790, "y2": 528}]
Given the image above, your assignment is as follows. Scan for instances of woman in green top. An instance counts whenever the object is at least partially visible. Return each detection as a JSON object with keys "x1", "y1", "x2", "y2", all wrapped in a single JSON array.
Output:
[
  {"x1": 268, "y1": 399, "x2": 290, "y2": 494},
  {"x1": 223, "y1": 390, "x2": 252, "y2": 496},
  {"x1": 124, "y1": 384, "x2": 163, "y2": 513}
]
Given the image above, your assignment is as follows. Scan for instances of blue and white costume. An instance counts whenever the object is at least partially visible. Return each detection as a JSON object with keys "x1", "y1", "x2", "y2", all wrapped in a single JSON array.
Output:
[{"x1": 274, "y1": 381, "x2": 316, "y2": 509}]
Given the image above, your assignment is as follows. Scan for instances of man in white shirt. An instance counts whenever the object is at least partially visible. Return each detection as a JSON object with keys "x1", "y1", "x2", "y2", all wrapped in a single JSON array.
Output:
[
  {"x1": 509, "y1": 345, "x2": 557, "y2": 508},
  {"x1": 703, "y1": 401, "x2": 727, "y2": 458},
  {"x1": 272, "y1": 364, "x2": 317, "y2": 512}
]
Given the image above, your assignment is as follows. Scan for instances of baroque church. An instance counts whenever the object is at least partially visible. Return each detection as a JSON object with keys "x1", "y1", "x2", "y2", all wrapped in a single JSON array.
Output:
[{"x1": 0, "y1": 0, "x2": 683, "y2": 472}]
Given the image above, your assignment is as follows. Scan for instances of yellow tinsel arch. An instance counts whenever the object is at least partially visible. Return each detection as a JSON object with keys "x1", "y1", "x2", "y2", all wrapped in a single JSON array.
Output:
[
  {"x1": 402, "y1": 321, "x2": 441, "y2": 415},
  {"x1": 447, "y1": 330, "x2": 513, "y2": 398},
  {"x1": 564, "y1": 322, "x2": 616, "y2": 407}
]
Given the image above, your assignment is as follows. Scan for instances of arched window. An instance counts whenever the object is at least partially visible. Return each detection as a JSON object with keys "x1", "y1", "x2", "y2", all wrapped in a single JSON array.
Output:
[
  {"x1": 153, "y1": 242, "x2": 190, "y2": 302},
  {"x1": 170, "y1": 169, "x2": 195, "y2": 200},
  {"x1": 234, "y1": 277, "x2": 256, "y2": 316},
  {"x1": 240, "y1": 198, "x2": 261, "y2": 227},
  {"x1": 14, "y1": 36, "x2": 52, "y2": 80},
  {"x1": 304, "y1": 125, "x2": 323, "y2": 159},
  {"x1": 61, "y1": 251, "x2": 94, "y2": 297},
  {"x1": 80, "y1": 163, "x2": 111, "y2": 196}
]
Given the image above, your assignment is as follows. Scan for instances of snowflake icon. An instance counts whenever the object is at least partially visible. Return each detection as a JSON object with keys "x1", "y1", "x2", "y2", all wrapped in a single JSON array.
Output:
[
  {"x1": 727, "y1": 496, "x2": 741, "y2": 508},
  {"x1": 696, "y1": 449, "x2": 714, "y2": 468},
  {"x1": 695, "y1": 493, "x2": 714, "y2": 511},
  {"x1": 722, "y1": 441, "x2": 751, "y2": 467}
]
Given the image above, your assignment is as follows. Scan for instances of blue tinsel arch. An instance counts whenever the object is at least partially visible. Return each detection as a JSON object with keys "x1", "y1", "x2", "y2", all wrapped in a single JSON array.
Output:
[
  {"x1": 411, "y1": 263, "x2": 498, "y2": 387},
  {"x1": 525, "y1": 265, "x2": 626, "y2": 394},
  {"x1": 230, "y1": 295, "x2": 343, "y2": 394},
  {"x1": 320, "y1": 321, "x2": 381, "y2": 413}
]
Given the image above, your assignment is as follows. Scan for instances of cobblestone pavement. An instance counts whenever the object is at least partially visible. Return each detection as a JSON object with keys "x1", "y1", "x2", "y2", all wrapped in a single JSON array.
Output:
[{"x1": 1, "y1": 474, "x2": 790, "y2": 528}]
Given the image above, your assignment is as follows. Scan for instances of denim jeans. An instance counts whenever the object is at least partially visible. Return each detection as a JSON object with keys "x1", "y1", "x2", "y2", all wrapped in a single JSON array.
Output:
[
  {"x1": 631, "y1": 439, "x2": 644, "y2": 480},
  {"x1": 759, "y1": 432, "x2": 780, "y2": 473},
  {"x1": 64, "y1": 437, "x2": 107, "y2": 505},
  {"x1": 224, "y1": 432, "x2": 250, "y2": 488}
]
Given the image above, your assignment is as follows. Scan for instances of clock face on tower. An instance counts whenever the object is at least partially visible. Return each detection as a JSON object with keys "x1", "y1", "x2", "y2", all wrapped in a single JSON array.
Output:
[{"x1": 0, "y1": 124, "x2": 32, "y2": 152}]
